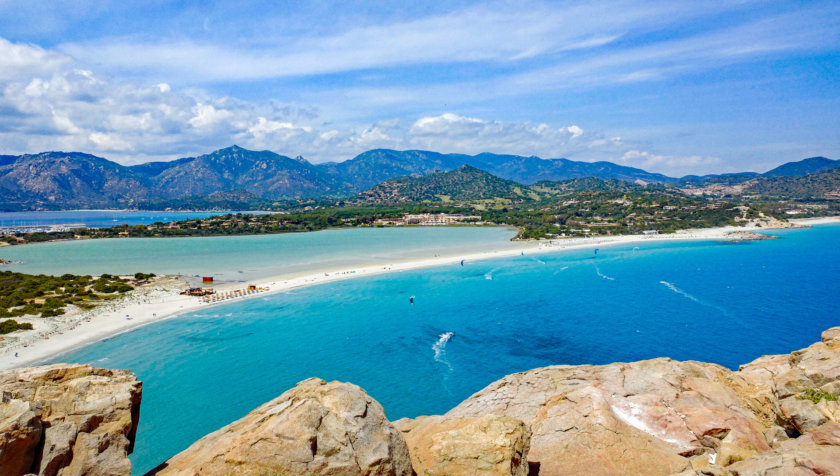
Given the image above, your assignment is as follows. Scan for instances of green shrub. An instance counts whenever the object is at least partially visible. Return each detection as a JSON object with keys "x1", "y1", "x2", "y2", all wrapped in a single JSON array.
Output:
[{"x1": 0, "y1": 319, "x2": 33, "y2": 334}]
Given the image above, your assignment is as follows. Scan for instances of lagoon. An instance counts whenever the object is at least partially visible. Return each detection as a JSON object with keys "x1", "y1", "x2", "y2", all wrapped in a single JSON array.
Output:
[{"x1": 0, "y1": 226, "x2": 520, "y2": 284}]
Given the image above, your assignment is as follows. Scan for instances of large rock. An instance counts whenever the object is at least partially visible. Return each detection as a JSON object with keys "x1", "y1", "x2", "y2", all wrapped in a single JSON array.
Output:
[
  {"x1": 445, "y1": 359, "x2": 759, "y2": 475},
  {"x1": 394, "y1": 414, "x2": 530, "y2": 475},
  {"x1": 441, "y1": 327, "x2": 840, "y2": 475},
  {"x1": 735, "y1": 327, "x2": 840, "y2": 436},
  {"x1": 152, "y1": 378, "x2": 412, "y2": 476},
  {"x1": 0, "y1": 364, "x2": 142, "y2": 476},
  {"x1": 727, "y1": 421, "x2": 840, "y2": 475}
]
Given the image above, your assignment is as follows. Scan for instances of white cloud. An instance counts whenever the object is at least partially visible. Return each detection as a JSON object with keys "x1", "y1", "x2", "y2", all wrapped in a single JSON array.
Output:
[
  {"x1": 0, "y1": 16, "x2": 829, "y2": 177},
  {"x1": 0, "y1": 37, "x2": 70, "y2": 81},
  {"x1": 619, "y1": 150, "x2": 723, "y2": 176},
  {"x1": 54, "y1": 1, "x2": 765, "y2": 83},
  {"x1": 188, "y1": 104, "x2": 233, "y2": 129},
  {"x1": 0, "y1": 54, "x2": 733, "y2": 175},
  {"x1": 505, "y1": 7, "x2": 840, "y2": 91},
  {"x1": 410, "y1": 113, "x2": 485, "y2": 134},
  {"x1": 89, "y1": 132, "x2": 133, "y2": 151}
]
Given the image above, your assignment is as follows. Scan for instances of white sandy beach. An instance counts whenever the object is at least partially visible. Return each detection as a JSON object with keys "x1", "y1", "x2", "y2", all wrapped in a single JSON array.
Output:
[{"x1": 1, "y1": 217, "x2": 837, "y2": 370}]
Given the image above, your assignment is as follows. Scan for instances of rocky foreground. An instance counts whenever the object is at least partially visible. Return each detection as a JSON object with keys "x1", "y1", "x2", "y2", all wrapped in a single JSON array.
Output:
[
  {"x1": 2, "y1": 328, "x2": 840, "y2": 475},
  {"x1": 0, "y1": 364, "x2": 141, "y2": 476}
]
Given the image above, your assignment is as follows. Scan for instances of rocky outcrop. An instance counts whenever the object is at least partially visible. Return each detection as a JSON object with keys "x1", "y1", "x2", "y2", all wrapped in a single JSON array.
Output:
[
  {"x1": 394, "y1": 414, "x2": 531, "y2": 475},
  {"x1": 726, "y1": 421, "x2": 840, "y2": 475},
  {"x1": 0, "y1": 364, "x2": 142, "y2": 476},
  {"x1": 7, "y1": 330, "x2": 840, "y2": 476},
  {"x1": 723, "y1": 231, "x2": 778, "y2": 241},
  {"x1": 151, "y1": 377, "x2": 412, "y2": 476},
  {"x1": 734, "y1": 327, "x2": 840, "y2": 437},
  {"x1": 443, "y1": 327, "x2": 840, "y2": 476}
]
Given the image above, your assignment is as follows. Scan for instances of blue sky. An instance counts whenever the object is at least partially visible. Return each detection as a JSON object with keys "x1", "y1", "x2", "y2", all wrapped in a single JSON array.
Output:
[{"x1": 0, "y1": 0, "x2": 837, "y2": 175}]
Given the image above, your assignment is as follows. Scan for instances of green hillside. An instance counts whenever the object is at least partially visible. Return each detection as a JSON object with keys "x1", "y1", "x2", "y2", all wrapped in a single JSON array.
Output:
[{"x1": 356, "y1": 165, "x2": 530, "y2": 203}]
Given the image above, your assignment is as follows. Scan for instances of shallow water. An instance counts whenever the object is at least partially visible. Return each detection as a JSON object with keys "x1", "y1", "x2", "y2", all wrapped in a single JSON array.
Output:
[
  {"x1": 0, "y1": 226, "x2": 519, "y2": 284},
  {"x1": 52, "y1": 224, "x2": 840, "y2": 474}
]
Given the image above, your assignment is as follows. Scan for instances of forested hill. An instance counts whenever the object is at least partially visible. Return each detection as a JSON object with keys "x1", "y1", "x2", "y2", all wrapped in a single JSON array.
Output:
[
  {"x1": 0, "y1": 145, "x2": 835, "y2": 210},
  {"x1": 356, "y1": 165, "x2": 528, "y2": 203}
]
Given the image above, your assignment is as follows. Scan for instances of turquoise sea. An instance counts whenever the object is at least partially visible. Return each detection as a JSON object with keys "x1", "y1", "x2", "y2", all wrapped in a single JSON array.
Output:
[{"x1": 46, "y1": 224, "x2": 840, "y2": 474}]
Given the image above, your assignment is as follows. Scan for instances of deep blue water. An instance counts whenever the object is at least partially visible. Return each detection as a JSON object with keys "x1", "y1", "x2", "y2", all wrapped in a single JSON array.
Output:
[
  {"x1": 0, "y1": 210, "x2": 264, "y2": 228},
  {"x1": 54, "y1": 225, "x2": 840, "y2": 474}
]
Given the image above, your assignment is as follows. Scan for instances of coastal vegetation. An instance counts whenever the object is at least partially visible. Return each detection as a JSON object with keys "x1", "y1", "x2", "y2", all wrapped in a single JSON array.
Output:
[
  {"x1": 0, "y1": 271, "x2": 150, "y2": 322},
  {"x1": 0, "y1": 319, "x2": 33, "y2": 334},
  {"x1": 797, "y1": 388, "x2": 839, "y2": 404}
]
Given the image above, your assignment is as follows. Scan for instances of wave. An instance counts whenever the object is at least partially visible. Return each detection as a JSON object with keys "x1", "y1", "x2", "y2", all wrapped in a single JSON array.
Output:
[
  {"x1": 432, "y1": 332, "x2": 455, "y2": 370},
  {"x1": 594, "y1": 265, "x2": 615, "y2": 281}
]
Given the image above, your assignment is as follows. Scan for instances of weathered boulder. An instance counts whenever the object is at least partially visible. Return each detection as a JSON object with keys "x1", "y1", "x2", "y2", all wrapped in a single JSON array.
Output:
[
  {"x1": 394, "y1": 414, "x2": 530, "y2": 475},
  {"x1": 735, "y1": 327, "x2": 840, "y2": 436},
  {"x1": 445, "y1": 359, "x2": 763, "y2": 475},
  {"x1": 0, "y1": 363, "x2": 142, "y2": 476},
  {"x1": 152, "y1": 377, "x2": 412, "y2": 476},
  {"x1": 0, "y1": 398, "x2": 42, "y2": 474},
  {"x1": 442, "y1": 327, "x2": 840, "y2": 475},
  {"x1": 727, "y1": 421, "x2": 840, "y2": 475}
]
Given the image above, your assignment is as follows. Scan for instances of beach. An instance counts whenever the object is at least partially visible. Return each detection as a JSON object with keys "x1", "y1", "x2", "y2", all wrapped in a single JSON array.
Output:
[{"x1": 1, "y1": 217, "x2": 837, "y2": 370}]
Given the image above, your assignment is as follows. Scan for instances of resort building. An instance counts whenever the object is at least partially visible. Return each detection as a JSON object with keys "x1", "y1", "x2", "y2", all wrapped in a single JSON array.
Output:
[{"x1": 404, "y1": 213, "x2": 481, "y2": 225}]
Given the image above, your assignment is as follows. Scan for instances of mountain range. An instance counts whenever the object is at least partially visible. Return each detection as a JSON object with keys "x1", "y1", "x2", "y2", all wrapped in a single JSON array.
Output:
[{"x1": 0, "y1": 145, "x2": 836, "y2": 210}]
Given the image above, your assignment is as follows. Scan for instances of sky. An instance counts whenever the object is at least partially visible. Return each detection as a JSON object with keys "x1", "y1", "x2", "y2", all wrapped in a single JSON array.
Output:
[{"x1": 0, "y1": 0, "x2": 838, "y2": 176}]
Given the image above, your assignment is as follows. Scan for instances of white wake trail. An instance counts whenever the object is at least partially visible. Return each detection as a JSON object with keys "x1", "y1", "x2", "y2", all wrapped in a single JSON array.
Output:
[
  {"x1": 659, "y1": 280, "x2": 733, "y2": 319},
  {"x1": 594, "y1": 265, "x2": 615, "y2": 281},
  {"x1": 553, "y1": 266, "x2": 569, "y2": 275},
  {"x1": 659, "y1": 281, "x2": 702, "y2": 303},
  {"x1": 432, "y1": 332, "x2": 455, "y2": 370}
]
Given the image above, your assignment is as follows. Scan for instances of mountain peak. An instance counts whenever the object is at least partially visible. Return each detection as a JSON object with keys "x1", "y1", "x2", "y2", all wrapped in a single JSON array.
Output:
[{"x1": 764, "y1": 156, "x2": 838, "y2": 177}]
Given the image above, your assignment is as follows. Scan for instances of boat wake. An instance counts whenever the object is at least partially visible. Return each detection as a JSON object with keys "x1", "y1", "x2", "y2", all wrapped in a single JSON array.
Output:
[
  {"x1": 660, "y1": 281, "x2": 732, "y2": 318},
  {"x1": 484, "y1": 267, "x2": 500, "y2": 280},
  {"x1": 594, "y1": 265, "x2": 615, "y2": 281},
  {"x1": 553, "y1": 266, "x2": 569, "y2": 275},
  {"x1": 531, "y1": 258, "x2": 546, "y2": 265},
  {"x1": 660, "y1": 281, "x2": 702, "y2": 303},
  {"x1": 432, "y1": 332, "x2": 455, "y2": 371}
]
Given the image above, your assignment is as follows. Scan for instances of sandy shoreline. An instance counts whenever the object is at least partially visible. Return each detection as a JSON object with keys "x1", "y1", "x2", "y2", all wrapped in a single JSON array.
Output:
[{"x1": 2, "y1": 218, "x2": 838, "y2": 369}]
